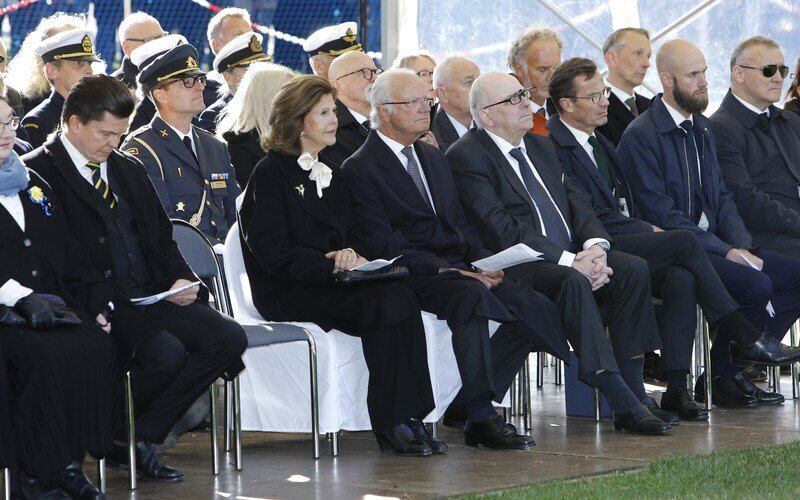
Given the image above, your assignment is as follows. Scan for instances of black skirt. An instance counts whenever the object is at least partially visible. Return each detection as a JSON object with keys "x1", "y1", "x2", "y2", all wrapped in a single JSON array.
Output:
[{"x1": 2, "y1": 322, "x2": 116, "y2": 477}]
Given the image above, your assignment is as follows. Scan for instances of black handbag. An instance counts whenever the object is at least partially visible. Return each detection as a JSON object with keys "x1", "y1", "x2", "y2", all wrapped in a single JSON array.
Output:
[
  {"x1": 0, "y1": 294, "x2": 82, "y2": 328},
  {"x1": 332, "y1": 266, "x2": 409, "y2": 285}
]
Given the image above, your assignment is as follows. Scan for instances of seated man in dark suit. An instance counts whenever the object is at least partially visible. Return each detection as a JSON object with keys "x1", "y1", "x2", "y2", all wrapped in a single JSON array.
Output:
[
  {"x1": 431, "y1": 56, "x2": 481, "y2": 152},
  {"x1": 346, "y1": 68, "x2": 663, "y2": 443},
  {"x1": 618, "y1": 39, "x2": 800, "y2": 408},
  {"x1": 25, "y1": 74, "x2": 247, "y2": 481},
  {"x1": 548, "y1": 57, "x2": 791, "y2": 418},
  {"x1": 596, "y1": 28, "x2": 653, "y2": 147},
  {"x1": 448, "y1": 70, "x2": 679, "y2": 433},
  {"x1": 710, "y1": 36, "x2": 800, "y2": 258}
]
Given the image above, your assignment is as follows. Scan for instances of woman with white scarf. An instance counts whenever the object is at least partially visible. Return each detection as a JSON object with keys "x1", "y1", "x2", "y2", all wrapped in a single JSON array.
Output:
[{"x1": 239, "y1": 75, "x2": 446, "y2": 457}]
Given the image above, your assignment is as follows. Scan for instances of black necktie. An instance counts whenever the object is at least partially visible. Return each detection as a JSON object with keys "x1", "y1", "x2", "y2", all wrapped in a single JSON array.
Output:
[
  {"x1": 183, "y1": 135, "x2": 198, "y2": 163},
  {"x1": 509, "y1": 147, "x2": 572, "y2": 250},
  {"x1": 680, "y1": 120, "x2": 703, "y2": 222},
  {"x1": 587, "y1": 135, "x2": 614, "y2": 191},
  {"x1": 87, "y1": 161, "x2": 116, "y2": 209},
  {"x1": 362, "y1": 120, "x2": 372, "y2": 131},
  {"x1": 757, "y1": 112, "x2": 772, "y2": 139}
]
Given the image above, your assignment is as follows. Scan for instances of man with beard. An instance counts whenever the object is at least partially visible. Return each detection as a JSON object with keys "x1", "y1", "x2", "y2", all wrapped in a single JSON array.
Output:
[{"x1": 618, "y1": 39, "x2": 800, "y2": 408}]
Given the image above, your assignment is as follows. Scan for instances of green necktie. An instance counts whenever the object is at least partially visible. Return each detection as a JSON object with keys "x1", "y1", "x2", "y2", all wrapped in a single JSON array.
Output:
[{"x1": 587, "y1": 136, "x2": 614, "y2": 192}]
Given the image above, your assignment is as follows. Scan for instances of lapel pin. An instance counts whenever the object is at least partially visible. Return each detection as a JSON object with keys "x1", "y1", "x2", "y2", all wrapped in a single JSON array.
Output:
[
  {"x1": 176, "y1": 201, "x2": 186, "y2": 212},
  {"x1": 295, "y1": 184, "x2": 305, "y2": 198},
  {"x1": 159, "y1": 129, "x2": 168, "y2": 137}
]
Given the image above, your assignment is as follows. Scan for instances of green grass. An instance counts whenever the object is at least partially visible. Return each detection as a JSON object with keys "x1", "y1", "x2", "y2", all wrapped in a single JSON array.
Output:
[{"x1": 457, "y1": 440, "x2": 800, "y2": 499}]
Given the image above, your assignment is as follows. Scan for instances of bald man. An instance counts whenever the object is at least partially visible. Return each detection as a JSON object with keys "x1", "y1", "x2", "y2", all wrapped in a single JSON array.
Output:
[
  {"x1": 319, "y1": 50, "x2": 381, "y2": 168},
  {"x1": 113, "y1": 12, "x2": 166, "y2": 89},
  {"x1": 431, "y1": 56, "x2": 480, "y2": 152},
  {"x1": 618, "y1": 39, "x2": 800, "y2": 408}
]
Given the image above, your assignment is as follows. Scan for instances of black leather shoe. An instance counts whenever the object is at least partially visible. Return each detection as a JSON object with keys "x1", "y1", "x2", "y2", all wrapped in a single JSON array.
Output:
[
  {"x1": 406, "y1": 418, "x2": 448, "y2": 454},
  {"x1": 743, "y1": 366, "x2": 768, "y2": 383},
  {"x1": 613, "y1": 408, "x2": 671, "y2": 435},
  {"x1": 41, "y1": 461, "x2": 104, "y2": 499},
  {"x1": 730, "y1": 333, "x2": 800, "y2": 367},
  {"x1": 660, "y1": 389, "x2": 709, "y2": 421},
  {"x1": 107, "y1": 438, "x2": 184, "y2": 482},
  {"x1": 159, "y1": 394, "x2": 211, "y2": 451},
  {"x1": 374, "y1": 423, "x2": 433, "y2": 457},
  {"x1": 464, "y1": 414, "x2": 534, "y2": 449},
  {"x1": 733, "y1": 371, "x2": 785, "y2": 405},
  {"x1": 441, "y1": 404, "x2": 468, "y2": 430},
  {"x1": 11, "y1": 469, "x2": 71, "y2": 500},
  {"x1": 695, "y1": 374, "x2": 758, "y2": 408},
  {"x1": 642, "y1": 396, "x2": 679, "y2": 424}
]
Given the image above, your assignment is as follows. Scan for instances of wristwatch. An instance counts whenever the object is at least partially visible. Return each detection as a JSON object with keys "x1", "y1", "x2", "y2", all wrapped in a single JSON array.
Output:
[{"x1": 594, "y1": 241, "x2": 611, "y2": 252}]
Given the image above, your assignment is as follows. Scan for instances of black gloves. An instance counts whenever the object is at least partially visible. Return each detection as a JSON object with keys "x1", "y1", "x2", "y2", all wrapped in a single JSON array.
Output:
[{"x1": 14, "y1": 294, "x2": 81, "y2": 330}]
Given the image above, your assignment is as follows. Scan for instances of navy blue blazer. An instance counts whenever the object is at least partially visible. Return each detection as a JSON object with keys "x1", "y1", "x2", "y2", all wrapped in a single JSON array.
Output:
[
  {"x1": 431, "y1": 107, "x2": 461, "y2": 153},
  {"x1": 709, "y1": 89, "x2": 800, "y2": 239},
  {"x1": 617, "y1": 94, "x2": 752, "y2": 255},
  {"x1": 547, "y1": 116, "x2": 653, "y2": 235},
  {"x1": 343, "y1": 130, "x2": 491, "y2": 275},
  {"x1": 20, "y1": 89, "x2": 64, "y2": 149},
  {"x1": 446, "y1": 128, "x2": 610, "y2": 264}
]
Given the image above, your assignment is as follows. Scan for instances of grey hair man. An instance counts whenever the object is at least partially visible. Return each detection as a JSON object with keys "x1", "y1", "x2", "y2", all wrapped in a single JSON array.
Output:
[
  {"x1": 112, "y1": 12, "x2": 166, "y2": 89},
  {"x1": 430, "y1": 55, "x2": 480, "y2": 151},
  {"x1": 507, "y1": 27, "x2": 562, "y2": 127}
]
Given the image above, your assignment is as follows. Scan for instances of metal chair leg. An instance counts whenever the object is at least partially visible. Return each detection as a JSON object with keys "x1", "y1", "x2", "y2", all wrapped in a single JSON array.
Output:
[
  {"x1": 209, "y1": 383, "x2": 220, "y2": 475},
  {"x1": 97, "y1": 458, "x2": 106, "y2": 493},
  {"x1": 593, "y1": 388, "x2": 601, "y2": 422},
  {"x1": 125, "y1": 371, "x2": 137, "y2": 491},
  {"x1": 555, "y1": 359, "x2": 563, "y2": 386},
  {"x1": 702, "y1": 313, "x2": 712, "y2": 411},
  {"x1": 224, "y1": 380, "x2": 231, "y2": 452},
  {"x1": 792, "y1": 322, "x2": 799, "y2": 400},
  {"x1": 770, "y1": 365, "x2": 781, "y2": 394},
  {"x1": 328, "y1": 432, "x2": 339, "y2": 457},
  {"x1": 510, "y1": 373, "x2": 518, "y2": 416},
  {"x1": 307, "y1": 336, "x2": 320, "y2": 460},
  {"x1": 524, "y1": 357, "x2": 533, "y2": 431},
  {"x1": 430, "y1": 422, "x2": 438, "y2": 439},
  {"x1": 537, "y1": 352, "x2": 544, "y2": 388},
  {"x1": 4, "y1": 468, "x2": 10, "y2": 500},
  {"x1": 233, "y1": 376, "x2": 243, "y2": 470}
]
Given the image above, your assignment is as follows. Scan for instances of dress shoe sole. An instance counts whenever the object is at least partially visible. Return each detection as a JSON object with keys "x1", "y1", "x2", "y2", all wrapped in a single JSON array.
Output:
[
  {"x1": 731, "y1": 356, "x2": 800, "y2": 368},
  {"x1": 464, "y1": 437, "x2": 534, "y2": 449},
  {"x1": 672, "y1": 412, "x2": 709, "y2": 421},
  {"x1": 752, "y1": 398, "x2": 785, "y2": 406},
  {"x1": 377, "y1": 446, "x2": 433, "y2": 457},
  {"x1": 613, "y1": 423, "x2": 670, "y2": 435},
  {"x1": 711, "y1": 399, "x2": 758, "y2": 409},
  {"x1": 103, "y1": 459, "x2": 184, "y2": 482}
]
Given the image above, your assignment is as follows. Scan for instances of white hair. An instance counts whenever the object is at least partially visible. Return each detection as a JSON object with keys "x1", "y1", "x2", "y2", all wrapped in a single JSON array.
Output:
[
  {"x1": 433, "y1": 55, "x2": 474, "y2": 89},
  {"x1": 369, "y1": 68, "x2": 416, "y2": 129},
  {"x1": 117, "y1": 11, "x2": 161, "y2": 44}
]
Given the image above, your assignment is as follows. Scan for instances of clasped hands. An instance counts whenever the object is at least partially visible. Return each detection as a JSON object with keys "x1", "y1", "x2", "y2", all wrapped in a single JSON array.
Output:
[{"x1": 573, "y1": 244, "x2": 613, "y2": 291}]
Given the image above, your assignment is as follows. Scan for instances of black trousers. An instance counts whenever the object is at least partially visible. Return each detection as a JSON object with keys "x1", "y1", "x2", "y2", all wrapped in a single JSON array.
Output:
[
  {"x1": 405, "y1": 272, "x2": 568, "y2": 404},
  {"x1": 129, "y1": 301, "x2": 247, "y2": 443},
  {"x1": 507, "y1": 250, "x2": 661, "y2": 384},
  {"x1": 613, "y1": 230, "x2": 740, "y2": 372},
  {"x1": 3, "y1": 324, "x2": 115, "y2": 477}
]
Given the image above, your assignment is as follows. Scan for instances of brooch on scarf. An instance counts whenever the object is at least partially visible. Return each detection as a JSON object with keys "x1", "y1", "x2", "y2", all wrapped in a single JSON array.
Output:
[{"x1": 27, "y1": 186, "x2": 53, "y2": 216}]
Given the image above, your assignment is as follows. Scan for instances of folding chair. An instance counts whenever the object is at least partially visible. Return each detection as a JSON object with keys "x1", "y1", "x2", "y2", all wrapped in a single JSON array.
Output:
[
  {"x1": 3, "y1": 468, "x2": 9, "y2": 500},
  {"x1": 173, "y1": 221, "x2": 321, "y2": 469}
]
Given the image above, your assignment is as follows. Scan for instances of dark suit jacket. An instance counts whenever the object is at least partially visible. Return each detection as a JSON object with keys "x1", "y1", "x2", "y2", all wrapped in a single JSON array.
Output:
[
  {"x1": 709, "y1": 90, "x2": 800, "y2": 239},
  {"x1": 617, "y1": 94, "x2": 752, "y2": 255},
  {"x1": 547, "y1": 117, "x2": 653, "y2": 235},
  {"x1": 223, "y1": 128, "x2": 265, "y2": 187},
  {"x1": 445, "y1": 128, "x2": 610, "y2": 263},
  {"x1": 319, "y1": 100, "x2": 369, "y2": 169},
  {"x1": 20, "y1": 89, "x2": 64, "y2": 149},
  {"x1": 431, "y1": 107, "x2": 462, "y2": 153},
  {"x1": 597, "y1": 91, "x2": 651, "y2": 147},
  {"x1": 198, "y1": 92, "x2": 233, "y2": 133},
  {"x1": 344, "y1": 131, "x2": 491, "y2": 275}
]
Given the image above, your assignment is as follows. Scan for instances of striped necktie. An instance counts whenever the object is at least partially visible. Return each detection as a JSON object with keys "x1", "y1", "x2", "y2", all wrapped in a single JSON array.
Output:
[{"x1": 87, "y1": 161, "x2": 116, "y2": 209}]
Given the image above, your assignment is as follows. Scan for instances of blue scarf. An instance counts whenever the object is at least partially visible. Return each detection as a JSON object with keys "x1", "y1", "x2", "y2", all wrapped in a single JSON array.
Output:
[{"x1": 0, "y1": 152, "x2": 28, "y2": 197}]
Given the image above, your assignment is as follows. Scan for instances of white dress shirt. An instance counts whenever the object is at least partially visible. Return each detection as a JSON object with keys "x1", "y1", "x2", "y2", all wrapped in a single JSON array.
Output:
[
  {"x1": 347, "y1": 107, "x2": 370, "y2": 127},
  {"x1": 445, "y1": 110, "x2": 469, "y2": 138},
  {"x1": 483, "y1": 129, "x2": 608, "y2": 266},
  {"x1": 61, "y1": 134, "x2": 117, "y2": 203},
  {"x1": 662, "y1": 99, "x2": 709, "y2": 230},
  {"x1": 164, "y1": 120, "x2": 197, "y2": 156},
  {"x1": 605, "y1": 79, "x2": 636, "y2": 106},
  {"x1": 0, "y1": 193, "x2": 33, "y2": 305},
  {"x1": 731, "y1": 91, "x2": 769, "y2": 115},
  {"x1": 375, "y1": 130, "x2": 437, "y2": 214},
  {"x1": 530, "y1": 100, "x2": 550, "y2": 119},
  {"x1": 560, "y1": 119, "x2": 595, "y2": 164}
]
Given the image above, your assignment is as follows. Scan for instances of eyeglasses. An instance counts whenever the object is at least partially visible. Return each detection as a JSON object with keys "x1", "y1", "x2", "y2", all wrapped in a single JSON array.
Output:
[
  {"x1": 337, "y1": 67, "x2": 382, "y2": 81},
  {"x1": 125, "y1": 32, "x2": 167, "y2": 44},
  {"x1": 382, "y1": 96, "x2": 436, "y2": 108},
  {"x1": 416, "y1": 70, "x2": 432, "y2": 79},
  {"x1": 483, "y1": 88, "x2": 532, "y2": 109},
  {"x1": 160, "y1": 74, "x2": 207, "y2": 90},
  {"x1": 0, "y1": 116, "x2": 20, "y2": 133},
  {"x1": 568, "y1": 87, "x2": 611, "y2": 104},
  {"x1": 738, "y1": 64, "x2": 789, "y2": 78}
]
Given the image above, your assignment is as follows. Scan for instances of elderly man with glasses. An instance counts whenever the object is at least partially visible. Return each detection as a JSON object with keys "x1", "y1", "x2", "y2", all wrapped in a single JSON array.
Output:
[
  {"x1": 709, "y1": 36, "x2": 800, "y2": 259},
  {"x1": 121, "y1": 42, "x2": 239, "y2": 243},
  {"x1": 112, "y1": 11, "x2": 167, "y2": 89}
]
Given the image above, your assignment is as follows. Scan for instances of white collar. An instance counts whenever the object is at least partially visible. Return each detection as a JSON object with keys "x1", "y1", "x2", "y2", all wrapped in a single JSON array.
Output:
[
  {"x1": 60, "y1": 133, "x2": 100, "y2": 170},
  {"x1": 160, "y1": 116, "x2": 194, "y2": 142},
  {"x1": 605, "y1": 78, "x2": 635, "y2": 103},
  {"x1": 347, "y1": 106, "x2": 369, "y2": 125},
  {"x1": 731, "y1": 90, "x2": 770, "y2": 116},
  {"x1": 444, "y1": 110, "x2": 469, "y2": 138},
  {"x1": 529, "y1": 99, "x2": 549, "y2": 119},
  {"x1": 663, "y1": 99, "x2": 694, "y2": 128},
  {"x1": 375, "y1": 129, "x2": 412, "y2": 157},
  {"x1": 483, "y1": 128, "x2": 524, "y2": 157},
  {"x1": 559, "y1": 118, "x2": 593, "y2": 148}
]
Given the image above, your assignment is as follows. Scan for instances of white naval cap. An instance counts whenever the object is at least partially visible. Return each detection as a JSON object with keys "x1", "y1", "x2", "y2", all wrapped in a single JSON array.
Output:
[
  {"x1": 35, "y1": 27, "x2": 101, "y2": 63},
  {"x1": 302, "y1": 21, "x2": 362, "y2": 56},
  {"x1": 213, "y1": 31, "x2": 271, "y2": 73},
  {"x1": 130, "y1": 33, "x2": 187, "y2": 69}
]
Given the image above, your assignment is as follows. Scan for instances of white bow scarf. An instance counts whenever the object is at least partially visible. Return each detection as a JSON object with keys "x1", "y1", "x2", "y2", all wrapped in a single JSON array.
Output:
[{"x1": 297, "y1": 152, "x2": 332, "y2": 198}]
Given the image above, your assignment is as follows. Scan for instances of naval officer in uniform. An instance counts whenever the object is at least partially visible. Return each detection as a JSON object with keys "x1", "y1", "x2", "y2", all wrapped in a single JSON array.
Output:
[
  {"x1": 122, "y1": 43, "x2": 239, "y2": 243},
  {"x1": 21, "y1": 27, "x2": 99, "y2": 148}
]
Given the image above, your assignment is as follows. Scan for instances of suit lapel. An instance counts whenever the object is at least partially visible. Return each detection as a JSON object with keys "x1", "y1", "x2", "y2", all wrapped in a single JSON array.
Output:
[
  {"x1": 608, "y1": 92, "x2": 634, "y2": 124},
  {"x1": 280, "y1": 154, "x2": 345, "y2": 238},
  {"x1": 42, "y1": 138, "x2": 110, "y2": 218},
  {"x1": 434, "y1": 109, "x2": 459, "y2": 146},
  {"x1": 476, "y1": 129, "x2": 537, "y2": 216},
  {"x1": 367, "y1": 132, "x2": 437, "y2": 215},
  {"x1": 413, "y1": 142, "x2": 447, "y2": 218},
  {"x1": 153, "y1": 116, "x2": 200, "y2": 173}
]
